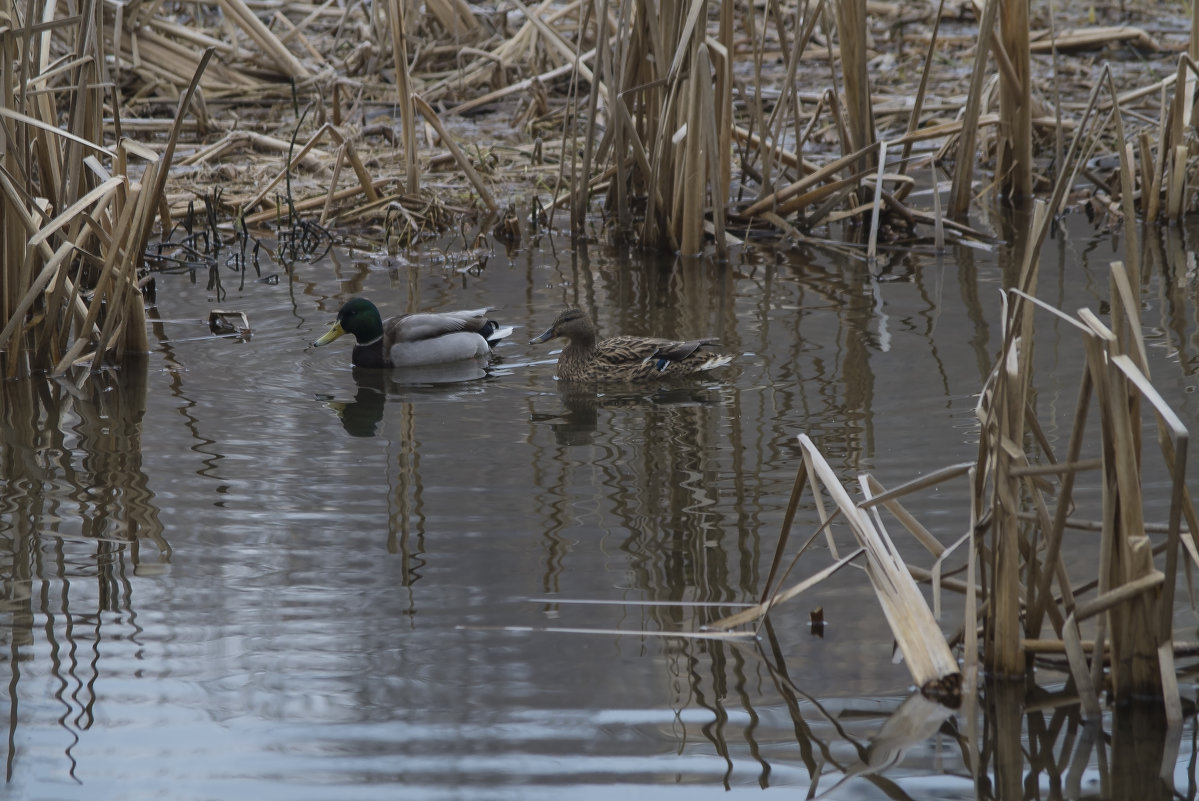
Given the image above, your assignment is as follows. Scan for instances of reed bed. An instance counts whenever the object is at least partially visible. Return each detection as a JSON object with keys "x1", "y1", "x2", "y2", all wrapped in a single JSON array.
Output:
[
  {"x1": 973, "y1": 208, "x2": 1194, "y2": 719},
  {"x1": 10, "y1": 0, "x2": 1182, "y2": 255},
  {"x1": 0, "y1": 7, "x2": 211, "y2": 377},
  {"x1": 2, "y1": 0, "x2": 1182, "y2": 272},
  {"x1": 710, "y1": 196, "x2": 1196, "y2": 719}
]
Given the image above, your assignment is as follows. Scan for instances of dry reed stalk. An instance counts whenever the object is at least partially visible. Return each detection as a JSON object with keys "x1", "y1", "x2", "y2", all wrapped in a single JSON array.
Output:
[
  {"x1": 241, "y1": 122, "x2": 380, "y2": 215},
  {"x1": 978, "y1": 258, "x2": 1195, "y2": 712},
  {"x1": 866, "y1": 141, "x2": 888, "y2": 260},
  {"x1": 834, "y1": 0, "x2": 875, "y2": 180},
  {"x1": 948, "y1": 0, "x2": 1001, "y2": 217},
  {"x1": 1029, "y1": 25, "x2": 1158, "y2": 54},
  {"x1": 510, "y1": 0, "x2": 601, "y2": 92},
  {"x1": 1111, "y1": 350, "x2": 1189, "y2": 726},
  {"x1": 973, "y1": 201, "x2": 1051, "y2": 676},
  {"x1": 91, "y1": 52, "x2": 214, "y2": 369},
  {"x1": 845, "y1": 459, "x2": 963, "y2": 698},
  {"x1": 413, "y1": 95, "x2": 498, "y2": 213},
  {"x1": 271, "y1": 11, "x2": 330, "y2": 67},
  {"x1": 711, "y1": 547, "x2": 865, "y2": 630},
  {"x1": 214, "y1": 0, "x2": 311, "y2": 79},
  {"x1": 569, "y1": 0, "x2": 737, "y2": 252},
  {"x1": 114, "y1": 24, "x2": 248, "y2": 92},
  {"x1": 740, "y1": 144, "x2": 874, "y2": 217},
  {"x1": 604, "y1": 0, "x2": 631, "y2": 234},
  {"x1": 179, "y1": 130, "x2": 331, "y2": 171},
  {"x1": 242, "y1": 180, "x2": 391, "y2": 226},
  {"x1": 678, "y1": 42, "x2": 708, "y2": 254},
  {"x1": 1160, "y1": 57, "x2": 1198, "y2": 222},
  {"x1": 388, "y1": 0, "x2": 420, "y2": 195},
  {"x1": 891, "y1": 0, "x2": 947, "y2": 203},
  {"x1": 996, "y1": 0, "x2": 1032, "y2": 198},
  {"x1": 1070, "y1": 263, "x2": 1190, "y2": 712},
  {"x1": 753, "y1": 0, "x2": 821, "y2": 199},
  {"x1": 575, "y1": 0, "x2": 605, "y2": 238},
  {"x1": 978, "y1": 337, "x2": 1025, "y2": 676},
  {"x1": 444, "y1": 58, "x2": 590, "y2": 117},
  {"x1": 618, "y1": 0, "x2": 676, "y2": 248},
  {"x1": 858, "y1": 465, "x2": 975, "y2": 615},
  {"x1": 1021, "y1": 331, "x2": 1090, "y2": 640},
  {"x1": 707, "y1": 33, "x2": 731, "y2": 259},
  {"x1": 420, "y1": 0, "x2": 582, "y2": 103},
  {"x1": 424, "y1": 0, "x2": 479, "y2": 37}
]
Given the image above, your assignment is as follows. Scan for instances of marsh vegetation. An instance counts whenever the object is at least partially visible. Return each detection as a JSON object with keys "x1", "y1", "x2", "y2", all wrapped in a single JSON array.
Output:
[{"x1": 2, "y1": 0, "x2": 1199, "y2": 796}]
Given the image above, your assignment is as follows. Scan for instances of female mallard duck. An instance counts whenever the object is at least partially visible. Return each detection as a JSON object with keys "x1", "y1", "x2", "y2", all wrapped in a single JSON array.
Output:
[
  {"x1": 314, "y1": 297, "x2": 513, "y2": 368},
  {"x1": 530, "y1": 308, "x2": 732, "y2": 382}
]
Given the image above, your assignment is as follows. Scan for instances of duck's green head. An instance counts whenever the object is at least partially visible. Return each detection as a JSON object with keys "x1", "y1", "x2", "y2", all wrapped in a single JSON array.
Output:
[{"x1": 315, "y1": 297, "x2": 384, "y2": 346}]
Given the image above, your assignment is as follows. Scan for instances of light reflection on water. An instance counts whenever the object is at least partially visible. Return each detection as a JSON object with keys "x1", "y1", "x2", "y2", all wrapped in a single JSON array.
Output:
[{"x1": 1, "y1": 220, "x2": 1198, "y2": 799}]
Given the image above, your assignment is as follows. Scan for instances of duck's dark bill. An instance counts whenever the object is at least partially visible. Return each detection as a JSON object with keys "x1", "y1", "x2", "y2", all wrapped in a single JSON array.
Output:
[{"x1": 529, "y1": 327, "x2": 556, "y2": 344}]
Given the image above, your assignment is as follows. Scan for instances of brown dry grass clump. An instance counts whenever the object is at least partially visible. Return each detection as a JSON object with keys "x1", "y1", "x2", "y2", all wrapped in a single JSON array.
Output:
[{"x1": 1, "y1": 2, "x2": 1195, "y2": 366}]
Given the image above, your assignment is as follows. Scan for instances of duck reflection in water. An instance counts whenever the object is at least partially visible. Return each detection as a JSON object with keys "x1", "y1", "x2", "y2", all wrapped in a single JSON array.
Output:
[
  {"x1": 531, "y1": 384, "x2": 725, "y2": 446},
  {"x1": 323, "y1": 361, "x2": 492, "y2": 437}
]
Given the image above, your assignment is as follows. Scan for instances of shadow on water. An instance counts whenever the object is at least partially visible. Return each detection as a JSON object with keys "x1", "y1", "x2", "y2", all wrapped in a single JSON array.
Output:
[
  {"x1": 322, "y1": 362, "x2": 491, "y2": 438},
  {"x1": 0, "y1": 365, "x2": 168, "y2": 781},
  {"x1": 529, "y1": 383, "x2": 728, "y2": 447}
]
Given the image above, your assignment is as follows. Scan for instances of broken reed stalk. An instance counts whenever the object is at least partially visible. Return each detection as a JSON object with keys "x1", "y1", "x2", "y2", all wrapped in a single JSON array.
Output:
[
  {"x1": 734, "y1": 266, "x2": 1195, "y2": 713},
  {"x1": 892, "y1": 0, "x2": 948, "y2": 203},
  {"x1": 712, "y1": 435, "x2": 962, "y2": 704},
  {"x1": 734, "y1": 192, "x2": 1195, "y2": 710},
  {"x1": 412, "y1": 96, "x2": 498, "y2": 213}
]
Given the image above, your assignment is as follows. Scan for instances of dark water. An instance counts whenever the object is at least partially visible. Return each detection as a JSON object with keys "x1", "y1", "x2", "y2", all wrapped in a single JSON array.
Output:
[{"x1": 2, "y1": 216, "x2": 1198, "y2": 800}]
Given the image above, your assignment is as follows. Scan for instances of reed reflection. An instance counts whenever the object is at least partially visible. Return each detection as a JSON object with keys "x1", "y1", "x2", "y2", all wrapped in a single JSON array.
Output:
[
  {"x1": 640, "y1": 622, "x2": 967, "y2": 794},
  {"x1": 1146, "y1": 223, "x2": 1199, "y2": 399},
  {"x1": 659, "y1": 623, "x2": 1188, "y2": 800},
  {"x1": 317, "y1": 366, "x2": 518, "y2": 595},
  {"x1": 976, "y1": 675, "x2": 1188, "y2": 801},
  {"x1": 0, "y1": 365, "x2": 168, "y2": 780}
]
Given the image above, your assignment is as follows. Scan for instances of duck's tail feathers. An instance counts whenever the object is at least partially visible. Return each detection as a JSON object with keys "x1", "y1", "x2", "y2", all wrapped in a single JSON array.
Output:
[
  {"x1": 481, "y1": 321, "x2": 517, "y2": 347},
  {"x1": 643, "y1": 352, "x2": 733, "y2": 373},
  {"x1": 694, "y1": 354, "x2": 734, "y2": 372},
  {"x1": 642, "y1": 340, "x2": 733, "y2": 373}
]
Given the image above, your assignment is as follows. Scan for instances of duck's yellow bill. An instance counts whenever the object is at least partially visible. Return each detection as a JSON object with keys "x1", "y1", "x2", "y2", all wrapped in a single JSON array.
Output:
[{"x1": 314, "y1": 322, "x2": 346, "y2": 346}]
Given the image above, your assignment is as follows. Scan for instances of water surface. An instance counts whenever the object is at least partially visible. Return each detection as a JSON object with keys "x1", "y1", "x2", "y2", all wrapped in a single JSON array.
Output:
[{"x1": 2, "y1": 218, "x2": 1198, "y2": 799}]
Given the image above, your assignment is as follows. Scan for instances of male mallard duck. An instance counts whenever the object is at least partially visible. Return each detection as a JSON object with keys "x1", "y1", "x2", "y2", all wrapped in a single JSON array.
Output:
[
  {"x1": 530, "y1": 307, "x2": 733, "y2": 382},
  {"x1": 314, "y1": 297, "x2": 513, "y2": 368}
]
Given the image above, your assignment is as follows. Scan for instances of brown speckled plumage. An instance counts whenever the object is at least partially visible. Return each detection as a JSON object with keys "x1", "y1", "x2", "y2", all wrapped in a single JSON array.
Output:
[{"x1": 530, "y1": 308, "x2": 733, "y2": 383}]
